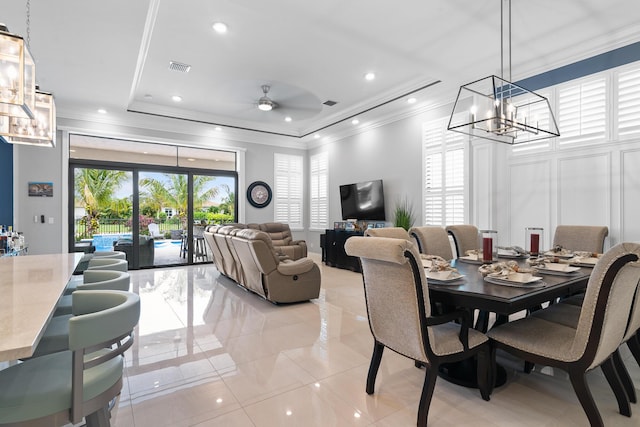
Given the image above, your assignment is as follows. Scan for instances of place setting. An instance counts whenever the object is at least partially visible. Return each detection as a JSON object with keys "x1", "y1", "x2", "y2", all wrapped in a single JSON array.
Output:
[
  {"x1": 423, "y1": 255, "x2": 465, "y2": 284},
  {"x1": 479, "y1": 261, "x2": 546, "y2": 288}
]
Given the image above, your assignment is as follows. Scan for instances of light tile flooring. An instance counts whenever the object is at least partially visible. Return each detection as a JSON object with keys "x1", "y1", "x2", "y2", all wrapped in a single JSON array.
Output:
[{"x1": 113, "y1": 253, "x2": 640, "y2": 426}]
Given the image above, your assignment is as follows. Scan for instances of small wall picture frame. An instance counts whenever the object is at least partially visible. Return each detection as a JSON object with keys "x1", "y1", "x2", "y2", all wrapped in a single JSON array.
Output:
[
  {"x1": 28, "y1": 182, "x2": 53, "y2": 197},
  {"x1": 334, "y1": 221, "x2": 346, "y2": 230},
  {"x1": 375, "y1": 222, "x2": 385, "y2": 228}
]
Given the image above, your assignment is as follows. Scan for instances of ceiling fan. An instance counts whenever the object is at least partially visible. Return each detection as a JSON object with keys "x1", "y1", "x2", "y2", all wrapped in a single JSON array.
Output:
[{"x1": 257, "y1": 85, "x2": 277, "y2": 111}]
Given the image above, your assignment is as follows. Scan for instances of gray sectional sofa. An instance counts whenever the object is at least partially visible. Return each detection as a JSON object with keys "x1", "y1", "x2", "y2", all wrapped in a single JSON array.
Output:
[{"x1": 204, "y1": 224, "x2": 321, "y2": 303}]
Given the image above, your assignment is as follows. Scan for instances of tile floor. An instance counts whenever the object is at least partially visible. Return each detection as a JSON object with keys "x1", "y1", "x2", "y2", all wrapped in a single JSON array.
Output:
[{"x1": 112, "y1": 253, "x2": 640, "y2": 426}]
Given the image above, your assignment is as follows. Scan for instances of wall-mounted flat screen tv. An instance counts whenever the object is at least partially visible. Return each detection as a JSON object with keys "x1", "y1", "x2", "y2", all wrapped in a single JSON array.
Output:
[{"x1": 339, "y1": 179, "x2": 386, "y2": 221}]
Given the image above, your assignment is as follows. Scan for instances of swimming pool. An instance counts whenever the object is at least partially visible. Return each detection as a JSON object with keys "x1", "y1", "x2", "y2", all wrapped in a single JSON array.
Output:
[{"x1": 91, "y1": 234, "x2": 182, "y2": 251}]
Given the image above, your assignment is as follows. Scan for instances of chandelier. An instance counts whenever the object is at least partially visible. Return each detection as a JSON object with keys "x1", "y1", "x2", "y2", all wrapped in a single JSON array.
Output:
[
  {"x1": 1, "y1": 89, "x2": 56, "y2": 146},
  {"x1": 0, "y1": 0, "x2": 56, "y2": 147},
  {"x1": 0, "y1": 23, "x2": 36, "y2": 121},
  {"x1": 448, "y1": 0, "x2": 559, "y2": 144}
]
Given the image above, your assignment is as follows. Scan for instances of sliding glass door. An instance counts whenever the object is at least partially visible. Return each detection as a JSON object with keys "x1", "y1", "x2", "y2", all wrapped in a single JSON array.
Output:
[
  {"x1": 72, "y1": 167, "x2": 133, "y2": 257},
  {"x1": 69, "y1": 135, "x2": 238, "y2": 269}
]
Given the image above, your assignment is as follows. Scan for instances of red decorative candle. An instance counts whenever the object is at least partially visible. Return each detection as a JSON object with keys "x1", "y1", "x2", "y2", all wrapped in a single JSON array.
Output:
[
  {"x1": 530, "y1": 233, "x2": 540, "y2": 256},
  {"x1": 483, "y1": 237, "x2": 493, "y2": 262}
]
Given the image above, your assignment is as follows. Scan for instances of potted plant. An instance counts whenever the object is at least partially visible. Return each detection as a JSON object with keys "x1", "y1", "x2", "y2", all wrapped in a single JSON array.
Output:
[{"x1": 394, "y1": 197, "x2": 415, "y2": 231}]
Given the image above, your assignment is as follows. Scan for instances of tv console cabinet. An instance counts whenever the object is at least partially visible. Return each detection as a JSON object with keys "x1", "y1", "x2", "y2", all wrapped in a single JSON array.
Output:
[{"x1": 321, "y1": 230, "x2": 363, "y2": 272}]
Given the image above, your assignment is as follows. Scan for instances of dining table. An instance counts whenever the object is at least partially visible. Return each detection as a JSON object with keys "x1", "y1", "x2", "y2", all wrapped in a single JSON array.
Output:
[
  {"x1": 426, "y1": 254, "x2": 592, "y2": 388},
  {"x1": 0, "y1": 253, "x2": 83, "y2": 362}
]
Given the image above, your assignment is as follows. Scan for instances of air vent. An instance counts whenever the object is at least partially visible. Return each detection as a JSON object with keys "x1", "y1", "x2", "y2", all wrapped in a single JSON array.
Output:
[
  {"x1": 323, "y1": 100, "x2": 338, "y2": 106},
  {"x1": 168, "y1": 61, "x2": 191, "y2": 73}
]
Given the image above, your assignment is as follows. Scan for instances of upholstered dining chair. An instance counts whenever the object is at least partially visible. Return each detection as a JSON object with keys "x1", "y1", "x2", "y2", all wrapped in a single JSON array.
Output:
[
  {"x1": 0, "y1": 290, "x2": 140, "y2": 427},
  {"x1": 487, "y1": 242, "x2": 640, "y2": 427},
  {"x1": 409, "y1": 226, "x2": 454, "y2": 260},
  {"x1": 445, "y1": 224, "x2": 479, "y2": 258},
  {"x1": 528, "y1": 250, "x2": 640, "y2": 410},
  {"x1": 345, "y1": 236, "x2": 490, "y2": 426},
  {"x1": 363, "y1": 226, "x2": 411, "y2": 240},
  {"x1": 552, "y1": 225, "x2": 609, "y2": 253}
]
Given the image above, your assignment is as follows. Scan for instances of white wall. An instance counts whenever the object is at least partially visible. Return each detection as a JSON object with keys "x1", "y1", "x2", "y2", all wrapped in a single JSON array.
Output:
[{"x1": 13, "y1": 135, "x2": 66, "y2": 255}]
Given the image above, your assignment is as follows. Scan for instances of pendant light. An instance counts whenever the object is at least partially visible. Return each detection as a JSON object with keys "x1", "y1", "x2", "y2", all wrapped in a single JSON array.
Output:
[
  {"x1": 447, "y1": 0, "x2": 559, "y2": 144},
  {"x1": 0, "y1": 0, "x2": 56, "y2": 147}
]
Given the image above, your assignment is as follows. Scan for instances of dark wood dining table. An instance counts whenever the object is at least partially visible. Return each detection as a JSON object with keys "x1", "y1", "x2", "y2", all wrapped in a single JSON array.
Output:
[{"x1": 427, "y1": 255, "x2": 592, "y2": 387}]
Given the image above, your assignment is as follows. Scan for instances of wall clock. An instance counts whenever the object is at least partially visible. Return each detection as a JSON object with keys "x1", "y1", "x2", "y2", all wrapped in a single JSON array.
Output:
[{"x1": 247, "y1": 181, "x2": 272, "y2": 208}]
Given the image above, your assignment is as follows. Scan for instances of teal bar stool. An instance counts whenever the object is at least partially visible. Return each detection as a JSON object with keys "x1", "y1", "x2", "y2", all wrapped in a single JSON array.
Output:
[
  {"x1": 92, "y1": 250, "x2": 126, "y2": 260},
  {"x1": 0, "y1": 290, "x2": 140, "y2": 427},
  {"x1": 53, "y1": 270, "x2": 131, "y2": 317},
  {"x1": 65, "y1": 258, "x2": 128, "y2": 295}
]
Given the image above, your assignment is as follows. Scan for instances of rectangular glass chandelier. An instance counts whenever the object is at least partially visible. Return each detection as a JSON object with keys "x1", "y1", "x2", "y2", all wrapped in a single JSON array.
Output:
[
  {"x1": 448, "y1": 75, "x2": 559, "y2": 145},
  {"x1": 0, "y1": 90, "x2": 56, "y2": 147},
  {"x1": 0, "y1": 26, "x2": 36, "y2": 121}
]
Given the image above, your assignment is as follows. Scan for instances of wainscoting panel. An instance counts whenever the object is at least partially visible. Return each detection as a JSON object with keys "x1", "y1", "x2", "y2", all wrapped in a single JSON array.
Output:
[
  {"x1": 508, "y1": 160, "x2": 552, "y2": 249},
  {"x1": 557, "y1": 153, "x2": 611, "y2": 228},
  {"x1": 621, "y1": 148, "x2": 640, "y2": 242},
  {"x1": 472, "y1": 143, "x2": 495, "y2": 230}
]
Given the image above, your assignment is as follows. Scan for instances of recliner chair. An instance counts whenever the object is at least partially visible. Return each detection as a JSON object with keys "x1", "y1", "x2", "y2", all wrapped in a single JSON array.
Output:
[{"x1": 248, "y1": 222, "x2": 307, "y2": 260}]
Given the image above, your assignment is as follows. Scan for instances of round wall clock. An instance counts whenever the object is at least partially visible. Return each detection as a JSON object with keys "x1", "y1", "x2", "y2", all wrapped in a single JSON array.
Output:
[{"x1": 247, "y1": 181, "x2": 272, "y2": 208}]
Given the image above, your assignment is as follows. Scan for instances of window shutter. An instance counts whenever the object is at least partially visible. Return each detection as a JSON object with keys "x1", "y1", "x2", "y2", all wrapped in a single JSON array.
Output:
[
  {"x1": 309, "y1": 152, "x2": 328, "y2": 230},
  {"x1": 618, "y1": 65, "x2": 640, "y2": 137},
  {"x1": 558, "y1": 76, "x2": 606, "y2": 146},
  {"x1": 273, "y1": 153, "x2": 303, "y2": 228},
  {"x1": 423, "y1": 120, "x2": 465, "y2": 226}
]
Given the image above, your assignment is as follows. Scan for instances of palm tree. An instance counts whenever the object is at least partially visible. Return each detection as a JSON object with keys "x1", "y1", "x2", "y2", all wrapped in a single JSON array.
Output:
[
  {"x1": 140, "y1": 174, "x2": 218, "y2": 227},
  {"x1": 75, "y1": 168, "x2": 128, "y2": 236},
  {"x1": 218, "y1": 183, "x2": 235, "y2": 217}
]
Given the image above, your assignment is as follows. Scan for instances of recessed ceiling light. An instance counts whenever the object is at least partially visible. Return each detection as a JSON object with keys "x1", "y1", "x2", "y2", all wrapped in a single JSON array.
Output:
[
  {"x1": 212, "y1": 22, "x2": 228, "y2": 33},
  {"x1": 144, "y1": 94, "x2": 153, "y2": 100},
  {"x1": 97, "y1": 108, "x2": 107, "y2": 114},
  {"x1": 285, "y1": 116, "x2": 292, "y2": 122},
  {"x1": 69, "y1": 149, "x2": 76, "y2": 153},
  {"x1": 143, "y1": 151, "x2": 148, "y2": 154},
  {"x1": 364, "y1": 72, "x2": 375, "y2": 81},
  {"x1": 314, "y1": 134, "x2": 320, "y2": 139},
  {"x1": 187, "y1": 158, "x2": 196, "y2": 162},
  {"x1": 215, "y1": 127, "x2": 222, "y2": 131},
  {"x1": 407, "y1": 97, "x2": 417, "y2": 104},
  {"x1": 172, "y1": 95, "x2": 182, "y2": 102},
  {"x1": 352, "y1": 119, "x2": 360, "y2": 125}
]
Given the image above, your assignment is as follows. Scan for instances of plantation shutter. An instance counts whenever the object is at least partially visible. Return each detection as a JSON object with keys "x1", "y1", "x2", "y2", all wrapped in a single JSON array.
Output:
[
  {"x1": 309, "y1": 152, "x2": 328, "y2": 230},
  {"x1": 274, "y1": 153, "x2": 303, "y2": 229},
  {"x1": 617, "y1": 65, "x2": 640, "y2": 137},
  {"x1": 557, "y1": 76, "x2": 607, "y2": 146},
  {"x1": 423, "y1": 120, "x2": 465, "y2": 226}
]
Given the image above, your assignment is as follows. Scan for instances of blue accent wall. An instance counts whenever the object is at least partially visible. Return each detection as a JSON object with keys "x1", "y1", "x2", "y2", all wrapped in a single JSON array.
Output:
[
  {"x1": 0, "y1": 141, "x2": 13, "y2": 227},
  {"x1": 516, "y1": 42, "x2": 640, "y2": 91}
]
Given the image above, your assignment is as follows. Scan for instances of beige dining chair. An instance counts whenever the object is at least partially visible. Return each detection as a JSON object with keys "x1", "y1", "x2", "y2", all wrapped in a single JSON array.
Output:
[
  {"x1": 445, "y1": 224, "x2": 479, "y2": 258},
  {"x1": 552, "y1": 225, "x2": 609, "y2": 253},
  {"x1": 0, "y1": 290, "x2": 140, "y2": 427},
  {"x1": 364, "y1": 226, "x2": 411, "y2": 240},
  {"x1": 345, "y1": 236, "x2": 490, "y2": 426},
  {"x1": 487, "y1": 242, "x2": 640, "y2": 427},
  {"x1": 528, "y1": 249, "x2": 640, "y2": 409},
  {"x1": 409, "y1": 226, "x2": 454, "y2": 260}
]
